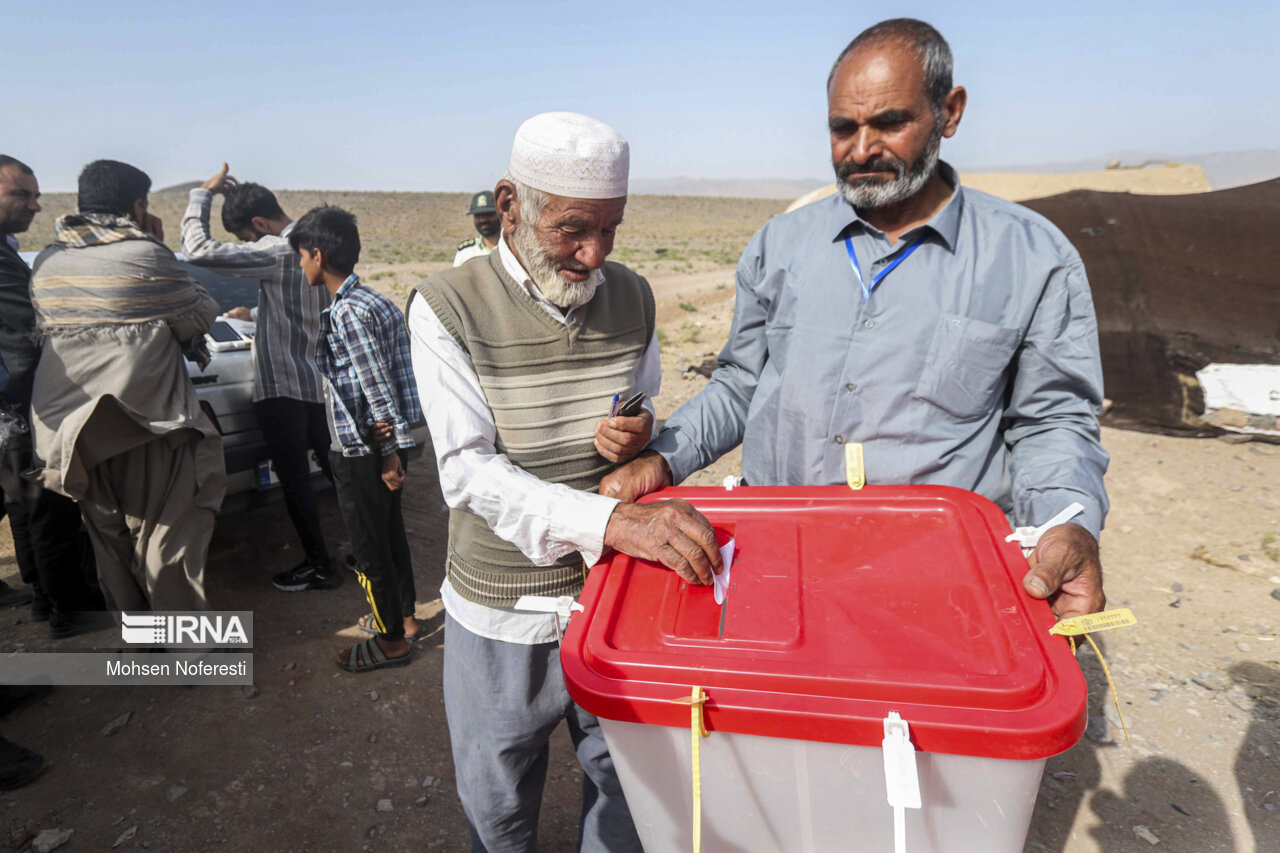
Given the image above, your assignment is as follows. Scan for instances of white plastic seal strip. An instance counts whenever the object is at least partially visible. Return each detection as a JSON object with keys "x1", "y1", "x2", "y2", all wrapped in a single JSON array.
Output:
[
  {"x1": 883, "y1": 712, "x2": 921, "y2": 853},
  {"x1": 1004, "y1": 502, "x2": 1085, "y2": 556},
  {"x1": 513, "y1": 594, "x2": 584, "y2": 639}
]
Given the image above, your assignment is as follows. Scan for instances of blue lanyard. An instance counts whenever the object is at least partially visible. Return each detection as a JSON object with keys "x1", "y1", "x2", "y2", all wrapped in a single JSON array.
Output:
[{"x1": 843, "y1": 234, "x2": 926, "y2": 301}]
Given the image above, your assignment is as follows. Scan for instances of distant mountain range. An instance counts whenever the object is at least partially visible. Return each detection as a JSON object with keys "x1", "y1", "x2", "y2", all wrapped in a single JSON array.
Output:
[
  {"x1": 628, "y1": 149, "x2": 1280, "y2": 199},
  {"x1": 156, "y1": 149, "x2": 1280, "y2": 199},
  {"x1": 627, "y1": 177, "x2": 828, "y2": 199},
  {"x1": 960, "y1": 149, "x2": 1280, "y2": 191}
]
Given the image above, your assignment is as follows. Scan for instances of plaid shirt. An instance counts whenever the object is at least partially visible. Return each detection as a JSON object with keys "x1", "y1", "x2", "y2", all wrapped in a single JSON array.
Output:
[{"x1": 318, "y1": 275, "x2": 422, "y2": 457}]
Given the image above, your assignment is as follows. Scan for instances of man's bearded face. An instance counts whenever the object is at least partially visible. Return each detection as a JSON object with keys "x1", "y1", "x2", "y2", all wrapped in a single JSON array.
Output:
[
  {"x1": 473, "y1": 212, "x2": 501, "y2": 239},
  {"x1": 834, "y1": 116, "x2": 942, "y2": 210},
  {"x1": 0, "y1": 166, "x2": 41, "y2": 235},
  {"x1": 512, "y1": 212, "x2": 604, "y2": 311}
]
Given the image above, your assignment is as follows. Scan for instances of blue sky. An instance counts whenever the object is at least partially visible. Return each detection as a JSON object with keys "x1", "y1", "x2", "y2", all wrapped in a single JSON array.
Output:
[{"x1": 9, "y1": 0, "x2": 1277, "y2": 191}]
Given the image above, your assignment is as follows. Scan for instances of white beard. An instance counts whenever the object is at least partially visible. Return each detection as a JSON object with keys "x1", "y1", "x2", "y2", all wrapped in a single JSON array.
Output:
[{"x1": 512, "y1": 218, "x2": 603, "y2": 311}]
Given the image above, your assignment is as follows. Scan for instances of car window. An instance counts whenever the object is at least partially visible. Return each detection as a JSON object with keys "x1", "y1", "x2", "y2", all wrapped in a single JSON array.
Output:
[{"x1": 181, "y1": 262, "x2": 259, "y2": 312}]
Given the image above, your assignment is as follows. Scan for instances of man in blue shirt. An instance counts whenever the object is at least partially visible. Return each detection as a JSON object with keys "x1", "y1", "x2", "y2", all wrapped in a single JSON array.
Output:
[
  {"x1": 288, "y1": 205, "x2": 425, "y2": 671},
  {"x1": 602, "y1": 18, "x2": 1109, "y2": 619}
]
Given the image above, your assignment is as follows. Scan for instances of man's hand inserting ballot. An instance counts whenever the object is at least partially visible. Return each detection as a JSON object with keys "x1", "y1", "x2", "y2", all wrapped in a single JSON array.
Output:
[{"x1": 603, "y1": 498, "x2": 722, "y2": 586}]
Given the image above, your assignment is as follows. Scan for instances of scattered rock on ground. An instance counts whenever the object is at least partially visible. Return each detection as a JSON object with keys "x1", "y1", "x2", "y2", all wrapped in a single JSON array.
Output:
[
  {"x1": 165, "y1": 785, "x2": 187, "y2": 803},
  {"x1": 242, "y1": 685, "x2": 261, "y2": 699},
  {"x1": 112, "y1": 825, "x2": 138, "y2": 848},
  {"x1": 32, "y1": 828, "x2": 73, "y2": 852},
  {"x1": 376, "y1": 799, "x2": 393, "y2": 812},
  {"x1": 1085, "y1": 715, "x2": 1114, "y2": 744},
  {"x1": 101, "y1": 712, "x2": 132, "y2": 737},
  {"x1": 686, "y1": 357, "x2": 717, "y2": 378},
  {"x1": 1192, "y1": 672, "x2": 1226, "y2": 692},
  {"x1": 1133, "y1": 824, "x2": 1161, "y2": 845}
]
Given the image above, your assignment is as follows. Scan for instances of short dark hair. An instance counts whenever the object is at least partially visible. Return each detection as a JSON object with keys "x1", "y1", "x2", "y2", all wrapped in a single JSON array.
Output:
[
  {"x1": 221, "y1": 182, "x2": 287, "y2": 233},
  {"x1": 0, "y1": 155, "x2": 34, "y2": 176},
  {"x1": 288, "y1": 206, "x2": 361, "y2": 276},
  {"x1": 77, "y1": 159, "x2": 152, "y2": 216},
  {"x1": 828, "y1": 19, "x2": 954, "y2": 118}
]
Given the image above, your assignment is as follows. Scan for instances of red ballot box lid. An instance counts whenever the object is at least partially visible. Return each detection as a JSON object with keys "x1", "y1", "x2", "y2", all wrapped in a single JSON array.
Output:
[{"x1": 561, "y1": 486, "x2": 1087, "y2": 760}]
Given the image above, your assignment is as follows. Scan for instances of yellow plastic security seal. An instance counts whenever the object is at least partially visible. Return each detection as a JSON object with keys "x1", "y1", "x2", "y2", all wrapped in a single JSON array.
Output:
[
  {"x1": 1048, "y1": 607, "x2": 1137, "y2": 636},
  {"x1": 672, "y1": 687, "x2": 710, "y2": 852},
  {"x1": 845, "y1": 442, "x2": 865, "y2": 490},
  {"x1": 1049, "y1": 609, "x2": 1139, "y2": 744}
]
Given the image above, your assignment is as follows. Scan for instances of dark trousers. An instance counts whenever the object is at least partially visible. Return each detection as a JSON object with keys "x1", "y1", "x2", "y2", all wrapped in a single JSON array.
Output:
[
  {"x1": 330, "y1": 450, "x2": 415, "y2": 641},
  {"x1": 252, "y1": 397, "x2": 333, "y2": 569},
  {"x1": 0, "y1": 435, "x2": 103, "y2": 615}
]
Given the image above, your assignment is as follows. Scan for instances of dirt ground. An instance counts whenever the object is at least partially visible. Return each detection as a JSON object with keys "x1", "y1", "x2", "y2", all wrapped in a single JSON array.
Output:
[{"x1": 2, "y1": 265, "x2": 1278, "y2": 853}]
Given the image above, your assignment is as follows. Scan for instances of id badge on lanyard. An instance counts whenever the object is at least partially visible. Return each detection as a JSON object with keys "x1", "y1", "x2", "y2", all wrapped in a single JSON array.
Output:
[{"x1": 844, "y1": 235, "x2": 925, "y2": 301}]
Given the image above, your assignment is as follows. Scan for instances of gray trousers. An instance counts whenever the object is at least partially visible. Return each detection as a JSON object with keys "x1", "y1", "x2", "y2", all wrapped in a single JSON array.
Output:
[
  {"x1": 443, "y1": 613, "x2": 642, "y2": 853},
  {"x1": 78, "y1": 432, "x2": 217, "y2": 612}
]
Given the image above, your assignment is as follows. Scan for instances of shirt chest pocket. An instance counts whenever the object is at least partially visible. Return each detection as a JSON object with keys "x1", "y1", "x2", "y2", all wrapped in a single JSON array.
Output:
[
  {"x1": 323, "y1": 336, "x2": 353, "y2": 371},
  {"x1": 913, "y1": 313, "x2": 1022, "y2": 420}
]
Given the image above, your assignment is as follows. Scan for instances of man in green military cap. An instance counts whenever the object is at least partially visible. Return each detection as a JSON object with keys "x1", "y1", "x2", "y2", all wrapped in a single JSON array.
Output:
[{"x1": 452, "y1": 190, "x2": 501, "y2": 267}]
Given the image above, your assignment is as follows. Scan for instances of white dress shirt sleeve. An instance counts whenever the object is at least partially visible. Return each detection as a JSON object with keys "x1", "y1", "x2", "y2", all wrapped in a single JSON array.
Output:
[{"x1": 407, "y1": 294, "x2": 627, "y2": 566}]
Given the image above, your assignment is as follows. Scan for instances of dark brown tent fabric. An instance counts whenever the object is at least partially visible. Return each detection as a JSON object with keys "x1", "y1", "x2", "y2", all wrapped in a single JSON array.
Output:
[{"x1": 1021, "y1": 180, "x2": 1280, "y2": 435}]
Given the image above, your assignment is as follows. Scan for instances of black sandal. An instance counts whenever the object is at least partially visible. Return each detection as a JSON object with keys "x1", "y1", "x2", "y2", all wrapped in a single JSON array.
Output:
[{"x1": 338, "y1": 637, "x2": 413, "y2": 673}]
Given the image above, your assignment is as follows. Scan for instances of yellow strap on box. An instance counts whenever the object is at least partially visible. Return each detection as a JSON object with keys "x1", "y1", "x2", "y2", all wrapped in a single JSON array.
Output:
[
  {"x1": 1050, "y1": 609, "x2": 1139, "y2": 745},
  {"x1": 672, "y1": 687, "x2": 709, "y2": 852},
  {"x1": 845, "y1": 442, "x2": 865, "y2": 490}
]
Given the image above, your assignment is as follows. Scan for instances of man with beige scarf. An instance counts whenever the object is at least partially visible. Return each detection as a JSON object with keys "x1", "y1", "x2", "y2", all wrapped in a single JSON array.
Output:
[{"x1": 29, "y1": 159, "x2": 225, "y2": 612}]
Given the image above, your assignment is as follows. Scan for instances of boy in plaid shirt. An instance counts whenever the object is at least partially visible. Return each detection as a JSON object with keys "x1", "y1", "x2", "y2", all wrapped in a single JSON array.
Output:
[{"x1": 288, "y1": 206, "x2": 423, "y2": 672}]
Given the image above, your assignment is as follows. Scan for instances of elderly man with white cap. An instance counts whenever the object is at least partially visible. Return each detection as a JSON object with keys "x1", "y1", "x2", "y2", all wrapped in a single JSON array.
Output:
[{"x1": 407, "y1": 112, "x2": 721, "y2": 851}]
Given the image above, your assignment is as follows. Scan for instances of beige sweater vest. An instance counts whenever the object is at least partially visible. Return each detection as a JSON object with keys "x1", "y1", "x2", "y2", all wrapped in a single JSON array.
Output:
[{"x1": 412, "y1": 251, "x2": 655, "y2": 607}]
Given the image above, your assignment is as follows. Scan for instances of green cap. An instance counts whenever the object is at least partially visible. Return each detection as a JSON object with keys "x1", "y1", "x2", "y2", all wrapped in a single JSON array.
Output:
[{"x1": 466, "y1": 191, "x2": 496, "y2": 216}]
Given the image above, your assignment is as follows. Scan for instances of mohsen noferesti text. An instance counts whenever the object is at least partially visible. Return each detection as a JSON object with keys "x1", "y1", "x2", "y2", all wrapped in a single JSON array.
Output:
[{"x1": 106, "y1": 660, "x2": 247, "y2": 677}]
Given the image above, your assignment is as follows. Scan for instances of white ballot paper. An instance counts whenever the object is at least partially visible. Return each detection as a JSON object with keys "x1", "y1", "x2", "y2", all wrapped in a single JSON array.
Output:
[{"x1": 713, "y1": 538, "x2": 735, "y2": 604}]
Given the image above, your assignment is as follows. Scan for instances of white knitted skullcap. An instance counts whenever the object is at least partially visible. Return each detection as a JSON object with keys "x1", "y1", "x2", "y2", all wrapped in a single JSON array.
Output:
[{"x1": 508, "y1": 112, "x2": 629, "y2": 200}]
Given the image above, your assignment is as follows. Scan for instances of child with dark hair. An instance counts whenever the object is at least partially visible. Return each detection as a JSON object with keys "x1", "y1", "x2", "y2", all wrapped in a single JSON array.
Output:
[{"x1": 291, "y1": 206, "x2": 424, "y2": 672}]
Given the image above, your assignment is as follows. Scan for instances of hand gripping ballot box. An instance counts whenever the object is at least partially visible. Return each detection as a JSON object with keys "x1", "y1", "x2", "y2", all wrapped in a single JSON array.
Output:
[{"x1": 560, "y1": 486, "x2": 1087, "y2": 853}]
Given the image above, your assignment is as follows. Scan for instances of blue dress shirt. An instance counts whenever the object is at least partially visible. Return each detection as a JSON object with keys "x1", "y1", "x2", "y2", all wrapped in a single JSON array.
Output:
[{"x1": 650, "y1": 163, "x2": 1110, "y2": 538}]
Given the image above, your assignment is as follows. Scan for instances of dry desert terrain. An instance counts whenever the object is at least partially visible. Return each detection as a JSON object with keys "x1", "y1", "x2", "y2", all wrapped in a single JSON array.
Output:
[{"x1": 3, "y1": 167, "x2": 1277, "y2": 852}]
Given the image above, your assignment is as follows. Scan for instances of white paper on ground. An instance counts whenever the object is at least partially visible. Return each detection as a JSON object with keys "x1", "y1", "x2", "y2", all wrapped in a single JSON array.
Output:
[
  {"x1": 713, "y1": 538, "x2": 734, "y2": 604},
  {"x1": 1197, "y1": 363, "x2": 1280, "y2": 416}
]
